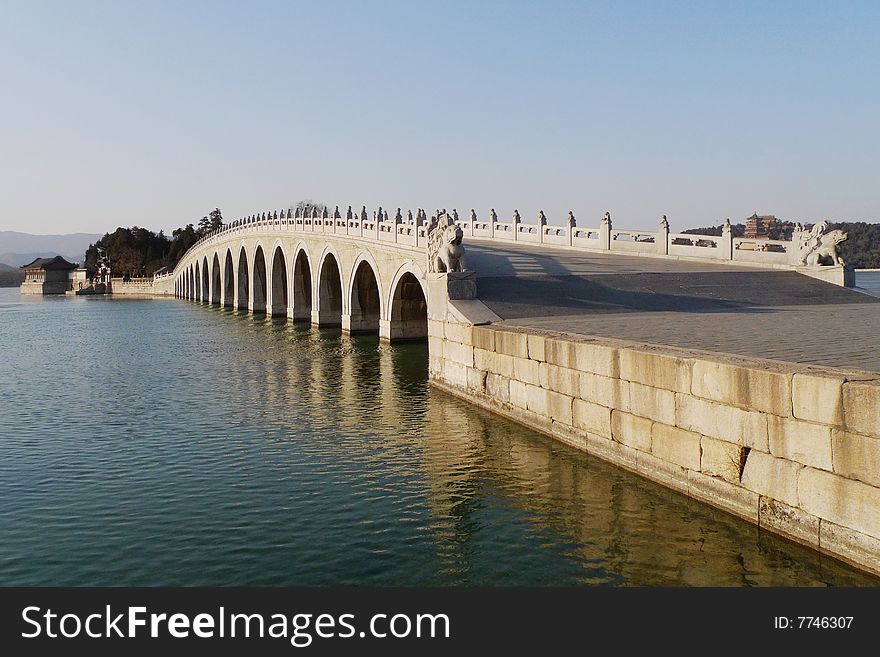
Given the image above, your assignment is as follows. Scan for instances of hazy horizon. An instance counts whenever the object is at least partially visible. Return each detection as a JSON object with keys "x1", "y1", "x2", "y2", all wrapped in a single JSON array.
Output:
[{"x1": 1, "y1": 1, "x2": 878, "y2": 235}]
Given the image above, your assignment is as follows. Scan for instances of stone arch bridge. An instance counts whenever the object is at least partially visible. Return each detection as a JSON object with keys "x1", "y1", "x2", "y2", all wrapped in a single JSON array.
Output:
[
  {"x1": 153, "y1": 205, "x2": 854, "y2": 342},
  {"x1": 154, "y1": 209, "x2": 482, "y2": 342}
]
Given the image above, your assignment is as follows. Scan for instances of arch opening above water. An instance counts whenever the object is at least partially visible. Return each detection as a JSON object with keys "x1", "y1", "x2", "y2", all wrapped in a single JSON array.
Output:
[
  {"x1": 347, "y1": 260, "x2": 381, "y2": 334},
  {"x1": 291, "y1": 249, "x2": 312, "y2": 323},
  {"x1": 270, "y1": 246, "x2": 288, "y2": 317},
  {"x1": 237, "y1": 248, "x2": 249, "y2": 311},
  {"x1": 223, "y1": 250, "x2": 234, "y2": 307},
  {"x1": 388, "y1": 272, "x2": 428, "y2": 342},
  {"x1": 317, "y1": 252, "x2": 343, "y2": 327},
  {"x1": 201, "y1": 257, "x2": 209, "y2": 303},
  {"x1": 211, "y1": 253, "x2": 221, "y2": 305},
  {"x1": 252, "y1": 246, "x2": 267, "y2": 314}
]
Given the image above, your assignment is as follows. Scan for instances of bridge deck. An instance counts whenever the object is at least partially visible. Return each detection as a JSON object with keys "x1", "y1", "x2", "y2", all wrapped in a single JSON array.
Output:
[{"x1": 467, "y1": 240, "x2": 880, "y2": 373}]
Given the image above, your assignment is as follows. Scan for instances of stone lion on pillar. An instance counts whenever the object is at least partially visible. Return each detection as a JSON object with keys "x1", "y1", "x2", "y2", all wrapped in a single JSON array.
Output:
[
  {"x1": 798, "y1": 221, "x2": 848, "y2": 266},
  {"x1": 427, "y1": 211, "x2": 466, "y2": 273}
]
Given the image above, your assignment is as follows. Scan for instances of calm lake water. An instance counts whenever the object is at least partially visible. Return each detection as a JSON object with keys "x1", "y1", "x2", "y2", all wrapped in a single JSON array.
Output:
[
  {"x1": 857, "y1": 270, "x2": 880, "y2": 295},
  {"x1": 0, "y1": 287, "x2": 876, "y2": 586}
]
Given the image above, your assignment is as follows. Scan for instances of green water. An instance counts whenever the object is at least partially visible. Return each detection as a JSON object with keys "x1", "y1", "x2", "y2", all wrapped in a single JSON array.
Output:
[{"x1": 0, "y1": 288, "x2": 875, "y2": 586}]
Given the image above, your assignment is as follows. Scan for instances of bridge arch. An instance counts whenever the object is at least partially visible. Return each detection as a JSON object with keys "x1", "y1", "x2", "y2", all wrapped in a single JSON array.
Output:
[
  {"x1": 386, "y1": 262, "x2": 428, "y2": 342},
  {"x1": 268, "y1": 242, "x2": 288, "y2": 317},
  {"x1": 251, "y1": 244, "x2": 267, "y2": 314},
  {"x1": 201, "y1": 256, "x2": 210, "y2": 303},
  {"x1": 346, "y1": 252, "x2": 383, "y2": 334},
  {"x1": 316, "y1": 246, "x2": 344, "y2": 327},
  {"x1": 211, "y1": 253, "x2": 221, "y2": 304},
  {"x1": 291, "y1": 244, "x2": 312, "y2": 322},
  {"x1": 223, "y1": 249, "x2": 234, "y2": 307},
  {"x1": 195, "y1": 261, "x2": 202, "y2": 301},
  {"x1": 237, "y1": 246, "x2": 249, "y2": 310},
  {"x1": 189, "y1": 265, "x2": 195, "y2": 300}
]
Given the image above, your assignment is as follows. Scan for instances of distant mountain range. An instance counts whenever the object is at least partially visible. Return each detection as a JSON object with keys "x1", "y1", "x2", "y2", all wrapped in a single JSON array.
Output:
[
  {"x1": 0, "y1": 262, "x2": 24, "y2": 287},
  {"x1": 0, "y1": 230, "x2": 101, "y2": 268}
]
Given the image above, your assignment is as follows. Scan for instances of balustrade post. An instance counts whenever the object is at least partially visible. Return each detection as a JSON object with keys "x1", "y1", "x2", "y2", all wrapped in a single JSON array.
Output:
[
  {"x1": 658, "y1": 215, "x2": 670, "y2": 255},
  {"x1": 566, "y1": 211, "x2": 576, "y2": 247},
  {"x1": 600, "y1": 212, "x2": 612, "y2": 250},
  {"x1": 722, "y1": 218, "x2": 733, "y2": 260}
]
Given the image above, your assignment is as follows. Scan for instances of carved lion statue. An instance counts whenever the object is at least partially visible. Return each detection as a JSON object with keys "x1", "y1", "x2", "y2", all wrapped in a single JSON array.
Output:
[
  {"x1": 427, "y1": 212, "x2": 466, "y2": 273},
  {"x1": 799, "y1": 221, "x2": 847, "y2": 266}
]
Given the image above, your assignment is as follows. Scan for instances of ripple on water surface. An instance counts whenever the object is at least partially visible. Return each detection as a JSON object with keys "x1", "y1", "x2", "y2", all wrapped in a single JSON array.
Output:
[{"x1": 0, "y1": 289, "x2": 876, "y2": 586}]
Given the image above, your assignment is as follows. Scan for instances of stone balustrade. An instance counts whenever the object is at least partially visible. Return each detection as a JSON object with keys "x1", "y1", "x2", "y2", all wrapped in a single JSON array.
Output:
[{"x1": 173, "y1": 208, "x2": 845, "y2": 286}]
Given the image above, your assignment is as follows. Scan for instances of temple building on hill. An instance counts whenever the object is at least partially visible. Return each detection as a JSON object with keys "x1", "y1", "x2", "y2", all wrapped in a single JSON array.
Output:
[
  {"x1": 744, "y1": 213, "x2": 777, "y2": 239},
  {"x1": 20, "y1": 256, "x2": 81, "y2": 295}
]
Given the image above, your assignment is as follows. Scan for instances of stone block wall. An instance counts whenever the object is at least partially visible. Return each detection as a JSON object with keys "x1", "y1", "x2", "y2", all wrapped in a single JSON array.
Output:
[{"x1": 428, "y1": 320, "x2": 880, "y2": 575}]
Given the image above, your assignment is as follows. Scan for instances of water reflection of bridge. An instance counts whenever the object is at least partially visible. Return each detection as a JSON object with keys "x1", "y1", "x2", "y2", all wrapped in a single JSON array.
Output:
[{"x1": 219, "y1": 319, "x2": 871, "y2": 585}]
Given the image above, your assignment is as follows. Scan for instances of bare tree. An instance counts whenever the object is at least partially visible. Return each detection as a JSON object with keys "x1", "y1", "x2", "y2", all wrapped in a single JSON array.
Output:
[{"x1": 289, "y1": 199, "x2": 327, "y2": 216}]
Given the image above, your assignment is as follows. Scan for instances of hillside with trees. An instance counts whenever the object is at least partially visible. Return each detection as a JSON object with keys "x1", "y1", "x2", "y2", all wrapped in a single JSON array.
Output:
[
  {"x1": 684, "y1": 220, "x2": 880, "y2": 268},
  {"x1": 84, "y1": 208, "x2": 223, "y2": 277}
]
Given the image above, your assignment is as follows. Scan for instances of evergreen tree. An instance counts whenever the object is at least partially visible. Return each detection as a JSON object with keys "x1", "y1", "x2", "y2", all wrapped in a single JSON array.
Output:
[{"x1": 209, "y1": 207, "x2": 223, "y2": 232}]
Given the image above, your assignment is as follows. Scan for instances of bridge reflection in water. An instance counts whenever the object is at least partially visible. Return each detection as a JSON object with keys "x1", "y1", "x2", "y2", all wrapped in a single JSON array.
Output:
[{"x1": 198, "y1": 305, "x2": 872, "y2": 586}]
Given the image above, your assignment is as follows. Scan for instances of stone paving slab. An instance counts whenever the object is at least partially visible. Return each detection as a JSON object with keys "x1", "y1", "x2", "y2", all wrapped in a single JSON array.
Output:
[
  {"x1": 468, "y1": 241, "x2": 880, "y2": 373},
  {"x1": 495, "y1": 304, "x2": 880, "y2": 372}
]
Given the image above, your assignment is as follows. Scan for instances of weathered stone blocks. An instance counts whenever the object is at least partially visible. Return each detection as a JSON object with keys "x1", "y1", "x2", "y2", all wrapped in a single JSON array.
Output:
[
  {"x1": 578, "y1": 372, "x2": 619, "y2": 408},
  {"x1": 740, "y1": 450, "x2": 801, "y2": 508},
  {"x1": 485, "y1": 373, "x2": 510, "y2": 403},
  {"x1": 574, "y1": 342, "x2": 618, "y2": 378},
  {"x1": 546, "y1": 338, "x2": 616, "y2": 377},
  {"x1": 475, "y1": 348, "x2": 514, "y2": 378},
  {"x1": 443, "y1": 322, "x2": 473, "y2": 346},
  {"x1": 573, "y1": 399, "x2": 612, "y2": 438},
  {"x1": 758, "y1": 497, "x2": 820, "y2": 547},
  {"x1": 513, "y1": 356, "x2": 542, "y2": 386},
  {"x1": 792, "y1": 373, "x2": 844, "y2": 426},
  {"x1": 767, "y1": 416, "x2": 832, "y2": 470},
  {"x1": 539, "y1": 363, "x2": 580, "y2": 397},
  {"x1": 651, "y1": 423, "x2": 701, "y2": 470},
  {"x1": 832, "y1": 429, "x2": 880, "y2": 488},
  {"x1": 798, "y1": 467, "x2": 880, "y2": 539},
  {"x1": 843, "y1": 380, "x2": 880, "y2": 438},
  {"x1": 676, "y1": 394, "x2": 768, "y2": 451},
  {"x1": 619, "y1": 348, "x2": 691, "y2": 393},
  {"x1": 436, "y1": 324, "x2": 880, "y2": 574},
  {"x1": 687, "y1": 469, "x2": 760, "y2": 522},
  {"x1": 471, "y1": 326, "x2": 495, "y2": 352},
  {"x1": 527, "y1": 334, "x2": 545, "y2": 362},
  {"x1": 443, "y1": 341, "x2": 474, "y2": 368},
  {"x1": 466, "y1": 367, "x2": 486, "y2": 392},
  {"x1": 546, "y1": 390, "x2": 573, "y2": 427},
  {"x1": 819, "y1": 520, "x2": 880, "y2": 575},
  {"x1": 611, "y1": 410, "x2": 652, "y2": 451},
  {"x1": 494, "y1": 330, "x2": 529, "y2": 359},
  {"x1": 691, "y1": 360, "x2": 791, "y2": 416},
  {"x1": 700, "y1": 436, "x2": 744, "y2": 483},
  {"x1": 624, "y1": 381, "x2": 676, "y2": 425}
]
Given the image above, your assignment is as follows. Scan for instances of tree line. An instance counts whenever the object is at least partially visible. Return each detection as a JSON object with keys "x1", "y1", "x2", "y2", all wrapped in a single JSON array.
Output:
[
  {"x1": 684, "y1": 220, "x2": 880, "y2": 268},
  {"x1": 84, "y1": 208, "x2": 224, "y2": 277}
]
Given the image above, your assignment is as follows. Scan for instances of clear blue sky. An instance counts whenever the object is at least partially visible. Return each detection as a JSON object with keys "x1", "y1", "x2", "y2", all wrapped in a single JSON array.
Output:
[{"x1": 0, "y1": 0, "x2": 877, "y2": 234}]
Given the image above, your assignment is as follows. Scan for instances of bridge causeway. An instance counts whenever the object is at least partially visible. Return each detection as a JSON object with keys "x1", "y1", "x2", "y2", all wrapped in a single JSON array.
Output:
[{"x1": 153, "y1": 206, "x2": 880, "y2": 576}]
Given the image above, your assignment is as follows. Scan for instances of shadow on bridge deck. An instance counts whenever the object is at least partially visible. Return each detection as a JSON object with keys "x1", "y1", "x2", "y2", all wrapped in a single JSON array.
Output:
[{"x1": 466, "y1": 241, "x2": 880, "y2": 372}]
